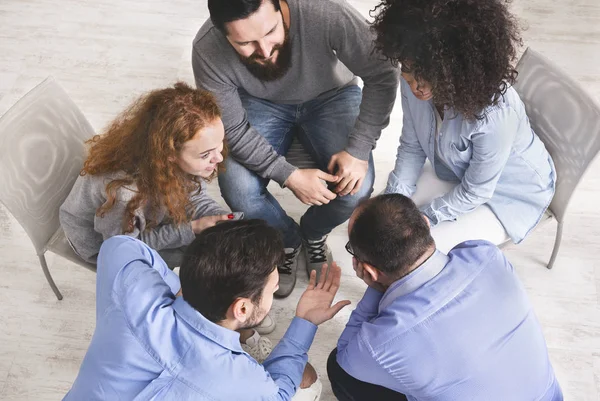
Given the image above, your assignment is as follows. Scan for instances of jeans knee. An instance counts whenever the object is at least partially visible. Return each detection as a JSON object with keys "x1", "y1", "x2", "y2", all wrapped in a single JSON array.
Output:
[{"x1": 218, "y1": 158, "x2": 266, "y2": 209}]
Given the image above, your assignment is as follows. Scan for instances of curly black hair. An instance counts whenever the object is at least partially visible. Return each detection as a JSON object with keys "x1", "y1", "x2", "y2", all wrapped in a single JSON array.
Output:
[{"x1": 371, "y1": 0, "x2": 523, "y2": 119}]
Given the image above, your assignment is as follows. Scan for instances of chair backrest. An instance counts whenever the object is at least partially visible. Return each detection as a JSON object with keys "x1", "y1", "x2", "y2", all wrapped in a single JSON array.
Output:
[
  {"x1": 0, "y1": 77, "x2": 95, "y2": 254},
  {"x1": 513, "y1": 48, "x2": 600, "y2": 222}
]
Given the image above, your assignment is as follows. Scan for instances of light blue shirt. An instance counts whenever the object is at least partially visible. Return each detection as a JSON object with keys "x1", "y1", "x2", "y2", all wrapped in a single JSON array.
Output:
[
  {"x1": 336, "y1": 240, "x2": 562, "y2": 401},
  {"x1": 385, "y1": 79, "x2": 556, "y2": 243},
  {"x1": 64, "y1": 236, "x2": 317, "y2": 401}
]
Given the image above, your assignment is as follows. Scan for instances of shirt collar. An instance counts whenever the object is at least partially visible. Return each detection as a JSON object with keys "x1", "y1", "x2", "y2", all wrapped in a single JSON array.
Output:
[
  {"x1": 379, "y1": 249, "x2": 449, "y2": 312},
  {"x1": 171, "y1": 296, "x2": 244, "y2": 353}
]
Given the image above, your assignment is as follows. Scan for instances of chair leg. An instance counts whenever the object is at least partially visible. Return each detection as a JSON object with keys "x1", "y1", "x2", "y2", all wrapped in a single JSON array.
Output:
[
  {"x1": 38, "y1": 254, "x2": 63, "y2": 300},
  {"x1": 547, "y1": 220, "x2": 563, "y2": 270}
]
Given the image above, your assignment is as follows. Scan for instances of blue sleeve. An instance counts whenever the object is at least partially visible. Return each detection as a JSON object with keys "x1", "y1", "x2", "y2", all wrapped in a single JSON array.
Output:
[
  {"x1": 384, "y1": 79, "x2": 427, "y2": 196},
  {"x1": 96, "y1": 236, "x2": 181, "y2": 314},
  {"x1": 261, "y1": 317, "x2": 318, "y2": 400},
  {"x1": 336, "y1": 289, "x2": 402, "y2": 392},
  {"x1": 422, "y1": 107, "x2": 518, "y2": 225},
  {"x1": 337, "y1": 287, "x2": 383, "y2": 351}
]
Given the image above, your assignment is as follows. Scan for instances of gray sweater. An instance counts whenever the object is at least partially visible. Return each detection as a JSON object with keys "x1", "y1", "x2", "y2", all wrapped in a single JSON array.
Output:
[
  {"x1": 192, "y1": 0, "x2": 399, "y2": 185},
  {"x1": 59, "y1": 172, "x2": 228, "y2": 263}
]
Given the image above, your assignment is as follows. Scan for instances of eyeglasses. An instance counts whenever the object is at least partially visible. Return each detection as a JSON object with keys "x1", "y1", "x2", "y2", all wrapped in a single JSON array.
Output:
[
  {"x1": 345, "y1": 241, "x2": 355, "y2": 257},
  {"x1": 346, "y1": 241, "x2": 374, "y2": 267}
]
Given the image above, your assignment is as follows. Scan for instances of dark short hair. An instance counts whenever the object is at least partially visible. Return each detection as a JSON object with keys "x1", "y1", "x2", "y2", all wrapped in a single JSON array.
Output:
[
  {"x1": 370, "y1": 0, "x2": 522, "y2": 120},
  {"x1": 208, "y1": 0, "x2": 281, "y2": 33},
  {"x1": 349, "y1": 194, "x2": 434, "y2": 278},
  {"x1": 180, "y1": 219, "x2": 285, "y2": 323}
]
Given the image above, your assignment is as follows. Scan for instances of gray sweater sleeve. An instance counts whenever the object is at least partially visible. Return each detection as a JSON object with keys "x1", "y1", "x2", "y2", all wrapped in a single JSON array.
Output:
[
  {"x1": 188, "y1": 184, "x2": 230, "y2": 219},
  {"x1": 94, "y1": 184, "x2": 228, "y2": 251},
  {"x1": 327, "y1": 2, "x2": 400, "y2": 160},
  {"x1": 192, "y1": 50, "x2": 297, "y2": 186},
  {"x1": 93, "y1": 198, "x2": 196, "y2": 252}
]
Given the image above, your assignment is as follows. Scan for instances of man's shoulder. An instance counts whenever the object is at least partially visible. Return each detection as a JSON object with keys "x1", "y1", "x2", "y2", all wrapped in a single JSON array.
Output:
[
  {"x1": 448, "y1": 240, "x2": 512, "y2": 274},
  {"x1": 192, "y1": 18, "x2": 224, "y2": 54},
  {"x1": 449, "y1": 239, "x2": 503, "y2": 258},
  {"x1": 296, "y1": 0, "x2": 354, "y2": 14}
]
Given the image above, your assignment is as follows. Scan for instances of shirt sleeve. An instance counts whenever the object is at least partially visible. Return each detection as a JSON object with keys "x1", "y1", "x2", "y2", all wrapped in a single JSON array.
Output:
[
  {"x1": 192, "y1": 45, "x2": 297, "y2": 186},
  {"x1": 383, "y1": 80, "x2": 427, "y2": 196},
  {"x1": 336, "y1": 288, "x2": 403, "y2": 392},
  {"x1": 93, "y1": 199, "x2": 196, "y2": 251},
  {"x1": 336, "y1": 287, "x2": 383, "y2": 353},
  {"x1": 96, "y1": 236, "x2": 181, "y2": 313},
  {"x1": 188, "y1": 184, "x2": 229, "y2": 219},
  {"x1": 261, "y1": 317, "x2": 318, "y2": 400},
  {"x1": 326, "y1": 1, "x2": 400, "y2": 160},
  {"x1": 422, "y1": 106, "x2": 518, "y2": 225}
]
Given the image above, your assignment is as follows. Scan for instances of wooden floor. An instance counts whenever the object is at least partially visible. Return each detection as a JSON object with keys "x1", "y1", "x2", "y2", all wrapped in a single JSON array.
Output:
[{"x1": 0, "y1": 0, "x2": 599, "y2": 400}]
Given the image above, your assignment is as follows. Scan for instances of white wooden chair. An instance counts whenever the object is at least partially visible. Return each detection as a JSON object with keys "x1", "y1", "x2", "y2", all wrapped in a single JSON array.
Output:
[
  {"x1": 0, "y1": 77, "x2": 96, "y2": 300},
  {"x1": 402, "y1": 48, "x2": 600, "y2": 267}
]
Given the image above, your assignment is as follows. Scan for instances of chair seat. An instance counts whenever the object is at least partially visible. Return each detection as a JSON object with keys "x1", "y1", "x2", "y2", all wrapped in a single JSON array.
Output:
[
  {"x1": 411, "y1": 162, "x2": 513, "y2": 253},
  {"x1": 46, "y1": 227, "x2": 96, "y2": 272}
]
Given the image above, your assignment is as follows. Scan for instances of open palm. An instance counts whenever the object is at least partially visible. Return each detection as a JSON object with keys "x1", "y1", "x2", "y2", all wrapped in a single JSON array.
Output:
[{"x1": 296, "y1": 262, "x2": 351, "y2": 326}]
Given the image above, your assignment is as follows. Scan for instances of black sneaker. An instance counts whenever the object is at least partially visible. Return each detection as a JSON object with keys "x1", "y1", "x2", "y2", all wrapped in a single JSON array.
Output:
[
  {"x1": 275, "y1": 246, "x2": 301, "y2": 298},
  {"x1": 303, "y1": 235, "x2": 333, "y2": 282}
]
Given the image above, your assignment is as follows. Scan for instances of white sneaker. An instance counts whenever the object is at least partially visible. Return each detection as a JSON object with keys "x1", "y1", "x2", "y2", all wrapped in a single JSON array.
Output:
[
  {"x1": 256, "y1": 312, "x2": 276, "y2": 335},
  {"x1": 241, "y1": 330, "x2": 273, "y2": 363}
]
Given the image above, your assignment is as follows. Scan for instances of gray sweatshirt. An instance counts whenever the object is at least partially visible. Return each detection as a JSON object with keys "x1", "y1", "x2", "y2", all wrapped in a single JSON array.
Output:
[
  {"x1": 192, "y1": 0, "x2": 399, "y2": 185},
  {"x1": 59, "y1": 172, "x2": 228, "y2": 263}
]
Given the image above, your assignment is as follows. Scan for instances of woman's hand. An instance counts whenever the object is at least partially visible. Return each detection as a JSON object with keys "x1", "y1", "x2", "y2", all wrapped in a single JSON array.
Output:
[{"x1": 191, "y1": 214, "x2": 230, "y2": 234}]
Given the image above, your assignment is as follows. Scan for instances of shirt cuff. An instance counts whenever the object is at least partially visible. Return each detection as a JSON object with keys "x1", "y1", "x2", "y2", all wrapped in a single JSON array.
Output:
[
  {"x1": 346, "y1": 137, "x2": 372, "y2": 161},
  {"x1": 421, "y1": 205, "x2": 440, "y2": 226},
  {"x1": 283, "y1": 317, "x2": 318, "y2": 352},
  {"x1": 270, "y1": 159, "x2": 298, "y2": 187}
]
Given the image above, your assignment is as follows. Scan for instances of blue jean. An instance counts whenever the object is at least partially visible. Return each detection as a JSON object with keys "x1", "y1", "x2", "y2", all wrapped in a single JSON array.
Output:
[{"x1": 218, "y1": 85, "x2": 375, "y2": 248}]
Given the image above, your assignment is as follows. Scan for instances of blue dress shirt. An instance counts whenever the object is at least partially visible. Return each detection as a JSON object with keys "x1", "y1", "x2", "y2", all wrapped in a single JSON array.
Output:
[
  {"x1": 63, "y1": 236, "x2": 317, "y2": 401},
  {"x1": 336, "y1": 240, "x2": 563, "y2": 401},
  {"x1": 384, "y1": 78, "x2": 556, "y2": 243}
]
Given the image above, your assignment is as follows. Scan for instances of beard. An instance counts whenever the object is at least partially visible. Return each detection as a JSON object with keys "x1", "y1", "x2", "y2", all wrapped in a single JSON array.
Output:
[
  {"x1": 240, "y1": 304, "x2": 269, "y2": 330},
  {"x1": 238, "y1": 24, "x2": 292, "y2": 82}
]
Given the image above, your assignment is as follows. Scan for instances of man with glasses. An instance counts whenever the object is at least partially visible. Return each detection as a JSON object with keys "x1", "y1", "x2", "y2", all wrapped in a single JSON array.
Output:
[{"x1": 328, "y1": 194, "x2": 563, "y2": 401}]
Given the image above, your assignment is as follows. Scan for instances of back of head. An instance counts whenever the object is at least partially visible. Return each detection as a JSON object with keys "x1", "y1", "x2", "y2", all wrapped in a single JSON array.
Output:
[
  {"x1": 180, "y1": 219, "x2": 285, "y2": 323},
  {"x1": 349, "y1": 194, "x2": 434, "y2": 279},
  {"x1": 208, "y1": 0, "x2": 281, "y2": 33}
]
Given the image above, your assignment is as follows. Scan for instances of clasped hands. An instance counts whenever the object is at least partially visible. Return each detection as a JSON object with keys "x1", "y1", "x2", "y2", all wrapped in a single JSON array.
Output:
[{"x1": 284, "y1": 150, "x2": 368, "y2": 206}]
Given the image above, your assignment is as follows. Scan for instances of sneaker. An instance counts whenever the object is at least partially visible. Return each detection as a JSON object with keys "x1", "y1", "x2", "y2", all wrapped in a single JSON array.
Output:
[
  {"x1": 255, "y1": 312, "x2": 276, "y2": 335},
  {"x1": 241, "y1": 330, "x2": 273, "y2": 363},
  {"x1": 275, "y1": 247, "x2": 301, "y2": 299},
  {"x1": 303, "y1": 235, "x2": 332, "y2": 281}
]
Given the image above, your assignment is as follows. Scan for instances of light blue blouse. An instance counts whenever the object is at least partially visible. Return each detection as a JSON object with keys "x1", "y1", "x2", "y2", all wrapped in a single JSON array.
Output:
[{"x1": 384, "y1": 78, "x2": 555, "y2": 243}]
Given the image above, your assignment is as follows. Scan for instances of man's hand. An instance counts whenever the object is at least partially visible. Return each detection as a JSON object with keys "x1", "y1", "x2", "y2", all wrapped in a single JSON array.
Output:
[
  {"x1": 191, "y1": 214, "x2": 230, "y2": 234},
  {"x1": 285, "y1": 169, "x2": 338, "y2": 206},
  {"x1": 296, "y1": 262, "x2": 351, "y2": 325},
  {"x1": 327, "y1": 151, "x2": 368, "y2": 196},
  {"x1": 353, "y1": 257, "x2": 387, "y2": 293}
]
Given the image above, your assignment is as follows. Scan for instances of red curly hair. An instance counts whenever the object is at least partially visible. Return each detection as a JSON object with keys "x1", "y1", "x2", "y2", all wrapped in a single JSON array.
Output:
[{"x1": 82, "y1": 82, "x2": 226, "y2": 233}]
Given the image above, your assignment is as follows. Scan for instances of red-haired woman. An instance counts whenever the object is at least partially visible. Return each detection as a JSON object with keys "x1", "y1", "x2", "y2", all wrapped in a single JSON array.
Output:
[
  {"x1": 60, "y1": 82, "x2": 232, "y2": 268},
  {"x1": 60, "y1": 82, "x2": 277, "y2": 350}
]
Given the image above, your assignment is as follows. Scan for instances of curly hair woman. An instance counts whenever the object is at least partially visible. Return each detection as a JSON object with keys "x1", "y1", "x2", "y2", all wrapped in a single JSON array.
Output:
[
  {"x1": 374, "y1": 0, "x2": 556, "y2": 245},
  {"x1": 59, "y1": 82, "x2": 232, "y2": 268}
]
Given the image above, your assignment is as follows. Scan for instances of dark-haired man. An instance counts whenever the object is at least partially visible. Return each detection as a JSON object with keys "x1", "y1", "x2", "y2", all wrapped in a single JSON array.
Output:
[
  {"x1": 327, "y1": 194, "x2": 563, "y2": 401},
  {"x1": 63, "y1": 220, "x2": 349, "y2": 401},
  {"x1": 192, "y1": 0, "x2": 399, "y2": 298}
]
